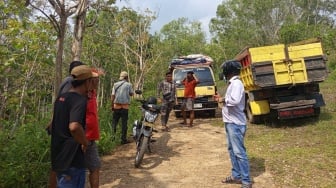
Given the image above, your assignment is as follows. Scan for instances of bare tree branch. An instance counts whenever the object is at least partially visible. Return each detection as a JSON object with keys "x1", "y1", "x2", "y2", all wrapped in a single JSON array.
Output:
[{"x1": 28, "y1": 2, "x2": 61, "y2": 34}]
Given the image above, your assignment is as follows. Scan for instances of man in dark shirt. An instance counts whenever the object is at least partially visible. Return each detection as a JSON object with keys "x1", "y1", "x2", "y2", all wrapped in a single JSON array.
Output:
[{"x1": 51, "y1": 65, "x2": 93, "y2": 188}]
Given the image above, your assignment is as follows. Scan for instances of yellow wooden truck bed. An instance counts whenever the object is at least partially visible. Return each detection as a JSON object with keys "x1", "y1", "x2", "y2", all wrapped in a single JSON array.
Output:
[{"x1": 237, "y1": 38, "x2": 328, "y2": 91}]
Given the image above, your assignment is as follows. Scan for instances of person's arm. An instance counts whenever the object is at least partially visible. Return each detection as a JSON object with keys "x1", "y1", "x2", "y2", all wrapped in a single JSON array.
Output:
[
  {"x1": 214, "y1": 93, "x2": 225, "y2": 104},
  {"x1": 225, "y1": 82, "x2": 244, "y2": 106},
  {"x1": 182, "y1": 76, "x2": 187, "y2": 85},
  {"x1": 193, "y1": 74, "x2": 199, "y2": 83},
  {"x1": 157, "y1": 82, "x2": 163, "y2": 103},
  {"x1": 69, "y1": 122, "x2": 89, "y2": 151},
  {"x1": 111, "y1": 84, "x2": 116, "y2": 110},
  {"x1": 129, "y1": 84, "x2": 134, "y2": 96},
  {"x1": 111, "y1": 95, "x2": 115, "y2": 111},
  {"x1": 157, "y1": 82, "x2": 162, "y2": 97}
]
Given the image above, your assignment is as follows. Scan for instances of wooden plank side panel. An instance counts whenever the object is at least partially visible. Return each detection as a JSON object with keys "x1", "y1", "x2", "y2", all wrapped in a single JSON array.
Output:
[
  {"x1": 288, "y1": 42, "x2": 324, "y2": 59},
  {"x1": 249, "y1": 44, "x2": 286, "y2": 63},
  {"x1": 252, "y1": 61, "x2": 276, "y2": 87},
  {"x1": 304, "y1": 56, "x2": 328, "y2": 82}
]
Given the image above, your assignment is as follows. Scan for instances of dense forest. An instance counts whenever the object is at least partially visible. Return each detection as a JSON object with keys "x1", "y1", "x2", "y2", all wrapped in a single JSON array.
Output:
[{"x1": 1, "y1": 0, "x2": 335, "y2": 186}]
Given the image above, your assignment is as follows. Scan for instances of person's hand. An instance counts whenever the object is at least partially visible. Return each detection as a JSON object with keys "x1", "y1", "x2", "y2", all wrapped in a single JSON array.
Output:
[
  {"x1": 158, "y1": 98, "x2": 162, "y2": 104},
  {"x1": 81, "y1": 144, "x2": 87, "y2": 153},
  {"x1": 213, "y1": 93, "x2": 223, "y2": 103},
  {"x1": 81, "y1": 140, "x2": 89, "y2": 153}
]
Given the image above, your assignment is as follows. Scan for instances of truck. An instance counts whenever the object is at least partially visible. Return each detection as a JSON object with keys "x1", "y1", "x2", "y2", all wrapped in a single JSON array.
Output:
[
  {"x1": 170, "y1": 54, "x2": 218, "y2": 117},
  {"x1": 235, "y1": 38, "x2": 328, "y2": 123}
]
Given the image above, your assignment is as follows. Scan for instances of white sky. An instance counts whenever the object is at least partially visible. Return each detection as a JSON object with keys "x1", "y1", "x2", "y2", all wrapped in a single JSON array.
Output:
[{"x1": 116, "y1": 0, "x2": 223, "y2": 39}]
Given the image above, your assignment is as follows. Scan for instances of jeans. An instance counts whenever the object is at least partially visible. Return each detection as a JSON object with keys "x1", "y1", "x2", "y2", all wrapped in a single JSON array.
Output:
[
  {"x1": 56, "y1": 167, "x2": 85, "y2": 188},
  {"x1": 112, "y1": 108, "x2": 129, "y2": 142},
  {"x1": 225, "y1": 122, "x2": 251, "y2": 184}
]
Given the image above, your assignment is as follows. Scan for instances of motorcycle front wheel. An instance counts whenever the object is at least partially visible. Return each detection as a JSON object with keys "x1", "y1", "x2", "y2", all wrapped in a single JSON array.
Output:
[{"x1": 134, "y1": 136, "x2": 149, "y2": 168}]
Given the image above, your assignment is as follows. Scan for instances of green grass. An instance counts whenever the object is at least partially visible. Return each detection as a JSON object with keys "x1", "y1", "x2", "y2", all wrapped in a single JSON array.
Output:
[{"x1": 243, "y1": 78, "x2": 336, "y2": 187}]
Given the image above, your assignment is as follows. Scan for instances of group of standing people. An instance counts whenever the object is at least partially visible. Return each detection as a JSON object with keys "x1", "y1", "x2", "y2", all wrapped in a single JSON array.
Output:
[
  {"x1": 49, "y1": 62, "x2": 102, "y2": 188},
  {"x1": 157, "y1": 64, "x2": 252, "y2": 188},
  {"x1": 49, "y1": 60, "x2": 252, "y2": 188},
  {"x1": 48, "y1": 59, "x2": 136, "y2": 187},
  {"x1": 156, "y1": 71, "x2": 199, "y2": 131}
]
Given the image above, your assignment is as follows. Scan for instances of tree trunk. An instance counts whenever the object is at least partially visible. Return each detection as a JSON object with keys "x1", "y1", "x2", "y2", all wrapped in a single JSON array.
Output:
[
  {"x1": 54, "y1": 17, "x2": 67, "y2": 99},
  {"x1": 71, "y1": 0, "x2": 88, "y2": 61}
]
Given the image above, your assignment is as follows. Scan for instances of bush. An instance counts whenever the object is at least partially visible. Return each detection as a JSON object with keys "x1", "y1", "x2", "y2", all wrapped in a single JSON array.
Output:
[{"x1": 0, "y1": 122, "x2": 50, "y2": 187}]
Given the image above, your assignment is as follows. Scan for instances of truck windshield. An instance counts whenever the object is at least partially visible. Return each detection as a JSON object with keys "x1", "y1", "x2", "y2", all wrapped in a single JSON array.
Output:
[{"x1": 173, "y1": 67, "x2": 215, "y2": 87}]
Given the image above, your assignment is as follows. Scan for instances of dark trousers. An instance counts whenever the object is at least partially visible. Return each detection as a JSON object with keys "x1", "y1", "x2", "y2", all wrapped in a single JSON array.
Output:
[
  {"x1": 112, "y1": 108, "x2": 129, "y2": 142},
  {"x1": 161, "y1": 101, "x2": 174, "y2": 126}
]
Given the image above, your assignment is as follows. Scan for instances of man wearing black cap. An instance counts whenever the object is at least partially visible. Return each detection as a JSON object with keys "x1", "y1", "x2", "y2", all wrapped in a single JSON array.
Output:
[
  {"x1": 47, "y1": 61, "x2": 84, "y2": 188},
  {"x1": 50, "y1": 65, "x2": 93, "y2": 188}
]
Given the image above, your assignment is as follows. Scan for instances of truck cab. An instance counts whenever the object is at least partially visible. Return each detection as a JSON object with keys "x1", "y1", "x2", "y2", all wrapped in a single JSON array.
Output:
[{"x1": 170, "y1": 55, "x2": 218, "y2": 117}]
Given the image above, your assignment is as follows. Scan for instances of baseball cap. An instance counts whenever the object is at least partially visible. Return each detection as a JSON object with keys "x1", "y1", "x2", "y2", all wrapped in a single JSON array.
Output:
[
  {"x1": 119, "y1": 71, "x2": 128, "y2": 80},
  {"x1": 71, "y1": 65, "x2": 94, "y2": 80}
]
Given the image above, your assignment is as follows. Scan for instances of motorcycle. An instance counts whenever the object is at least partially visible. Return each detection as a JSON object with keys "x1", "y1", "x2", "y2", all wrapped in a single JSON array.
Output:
[{"x1": 132, "y1": 90, "x2": 161, "y2": 168}]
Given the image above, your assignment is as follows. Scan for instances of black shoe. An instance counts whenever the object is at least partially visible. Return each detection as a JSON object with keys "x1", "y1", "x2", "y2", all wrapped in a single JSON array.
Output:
[{"x1": 121, "y1": 140, "x2": 131, "y2": 144}]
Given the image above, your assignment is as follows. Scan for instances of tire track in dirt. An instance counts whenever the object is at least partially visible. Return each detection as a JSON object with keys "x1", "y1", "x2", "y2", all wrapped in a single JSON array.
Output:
[{"x1": 98, "y1": 114, "x2": 275, "y2": 188}]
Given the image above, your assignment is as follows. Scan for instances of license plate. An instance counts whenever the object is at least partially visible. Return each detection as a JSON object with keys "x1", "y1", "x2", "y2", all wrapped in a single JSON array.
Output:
[
  {"x1": 194, "y1": 103, "x2": 202, "y2": 108},
  {"x1": 278, "y1": 107, "x2": 314, "y2": 119}
]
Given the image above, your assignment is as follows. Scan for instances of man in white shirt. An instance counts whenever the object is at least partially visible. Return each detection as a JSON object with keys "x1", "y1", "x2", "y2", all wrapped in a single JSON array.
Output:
[{"x1": 214, "y1": 60, "x2": 252, "y2": 188}]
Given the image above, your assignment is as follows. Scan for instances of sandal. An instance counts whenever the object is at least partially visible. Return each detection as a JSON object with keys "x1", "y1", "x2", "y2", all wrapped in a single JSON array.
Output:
[
  {"x1": 221, "y1": 176, "x2": 242, "y2": 184},
  {"x1": 161, "y1": 126, "x2": 170, "y2": 132},
  {"x1": 241, "y1": 183, "x2": 252, "y2": 188}
]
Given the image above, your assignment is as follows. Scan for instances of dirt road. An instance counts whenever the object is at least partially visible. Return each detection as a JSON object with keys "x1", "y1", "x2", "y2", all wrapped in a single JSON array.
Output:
[{"x1": 98, "y1": 114, "x2": 275, "y2": 188}]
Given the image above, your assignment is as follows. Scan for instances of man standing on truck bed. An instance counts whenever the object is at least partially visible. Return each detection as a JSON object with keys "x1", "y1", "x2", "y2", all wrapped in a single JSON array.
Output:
[{"x1": 181, "y1": 71, "x2": 199, "y2": 127}]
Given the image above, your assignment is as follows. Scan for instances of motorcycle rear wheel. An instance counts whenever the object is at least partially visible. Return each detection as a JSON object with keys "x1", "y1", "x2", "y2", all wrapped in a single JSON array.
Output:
[{"x1": 134, "y1": 136, "x2": 149, "y2": 168}]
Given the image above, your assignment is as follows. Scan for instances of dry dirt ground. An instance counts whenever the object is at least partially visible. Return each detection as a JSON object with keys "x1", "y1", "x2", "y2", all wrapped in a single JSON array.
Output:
[{"x1": 97, "y1": 112, "x2": 276, "y2": 188}]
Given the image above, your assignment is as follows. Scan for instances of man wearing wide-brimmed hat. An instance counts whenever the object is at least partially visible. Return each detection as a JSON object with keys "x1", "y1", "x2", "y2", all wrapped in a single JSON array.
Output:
[
  {"x1": 50, "y1": 65, "x2": 94, "y2": 188},
  {"x1": 111, "y1": 71, "x2": 134, "y2": 144}
]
